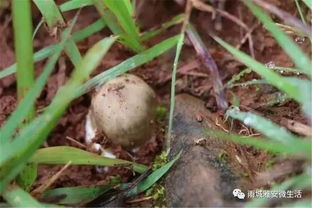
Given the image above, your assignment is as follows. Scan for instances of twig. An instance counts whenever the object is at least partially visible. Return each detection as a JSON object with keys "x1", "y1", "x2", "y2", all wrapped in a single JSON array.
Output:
[
  {"x1": 66, "y1": 136, "x2": 87, "y2": 148},
  {"x1": 253, "y1": 0, "x2": 312, "y2": 37},
  {"x1": 31, "y1": 161, "x2": 71, "y2": 196},
  {"x1": 191, "y1": 0, "x2": 248, "y2": 30},
  {"x1": 236, "y1": 22, "x2": 260, "y2": 58},
  {"x1": 280, "y1": 118, "x2": 312, "y2": 137},
  {"x1": 126, "y1": 196, "x2": 153, "y2": 204},
  {"x1": 191, "y1": 0, "x2": 255, "y2": 60},
  {"x1": 179, "y1": 71, "x2": 209, "y2": 77},
  {"x1": 186, "y1": 24, "x2": 228, "y2": 110}
]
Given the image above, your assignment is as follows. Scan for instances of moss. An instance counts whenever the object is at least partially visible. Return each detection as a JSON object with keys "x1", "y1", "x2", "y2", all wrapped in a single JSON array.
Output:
[
  {"x1": 146, "y1": 184, "x2": 167, "y2": 207},
  {"x1": 152, "y1": 151, "x2": 168, "y2": 171}
]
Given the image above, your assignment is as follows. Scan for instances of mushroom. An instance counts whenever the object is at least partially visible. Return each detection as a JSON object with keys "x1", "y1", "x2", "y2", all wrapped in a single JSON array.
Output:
[{"x1": 87, "y1": 74, "x2": 157, "y2": 150}]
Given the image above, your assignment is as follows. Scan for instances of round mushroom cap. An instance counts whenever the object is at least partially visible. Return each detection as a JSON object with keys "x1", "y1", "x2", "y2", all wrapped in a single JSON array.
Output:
[{"x1": 91, "y1": 74, "x2": 157, "y2": 148}]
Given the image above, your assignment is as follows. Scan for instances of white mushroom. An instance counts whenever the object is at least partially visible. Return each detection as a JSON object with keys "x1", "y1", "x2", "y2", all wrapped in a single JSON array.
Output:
[{"x1": 89, "y1": 74, "x2": 157, "y2": 149}]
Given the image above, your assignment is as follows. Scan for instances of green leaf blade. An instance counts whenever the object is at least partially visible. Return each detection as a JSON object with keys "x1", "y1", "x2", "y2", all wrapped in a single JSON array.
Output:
[
  {"x1": 243, "y1": 0, "x2": 312, "y2": 76},
  {"x1": 0, "y1": 36, "x2": 116, "y2": 194},
  {"x1": 41, "y1": 180, "x2": 119, "y2": 205},
  {"x1": 29, "y1": 146, "x2": 148, "y2": 173}
]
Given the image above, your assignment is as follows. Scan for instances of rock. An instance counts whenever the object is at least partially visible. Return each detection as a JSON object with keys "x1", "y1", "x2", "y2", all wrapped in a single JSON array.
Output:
[{"x1": 165, "y1": 94, "x2": 248, "y2": 207}]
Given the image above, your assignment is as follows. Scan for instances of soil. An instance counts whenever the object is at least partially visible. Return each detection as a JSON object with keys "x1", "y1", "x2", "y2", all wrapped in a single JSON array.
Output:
[{"x1": 0, "y1": 0, "x2": 310, "y2": 206}]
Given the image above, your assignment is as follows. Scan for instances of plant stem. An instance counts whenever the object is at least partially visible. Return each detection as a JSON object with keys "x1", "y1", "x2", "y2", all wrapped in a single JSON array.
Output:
[{"x1": 12, "y1": 0, "x2": 35, "y2": 121}]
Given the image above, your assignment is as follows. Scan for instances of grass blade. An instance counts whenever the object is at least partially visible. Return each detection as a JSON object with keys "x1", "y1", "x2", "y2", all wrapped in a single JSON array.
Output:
[
  {"x1": 0, "y1": 16, "x2": 77, "y2": 144},
  {"x1": 302, "y1": 0, "x2": 312, "y2": 9},
  {"x1": 126, "y1": 152, "x2": 181, "y2": 197},
  {"x1": 0, "y1": 37, "x2": 116, "y2": 194},
  {"x1": 140, "y1": 14, "x2": 184, "y2": 41},
  {"x1": 168, "y1": 34, "x2": 184, "y2": 144},
  {"x1": 213, "y1": 37, "x2": 301, "y2": 102},
  {"x1": 226, "y1": 108, "x2": 303, "y2": 144},
  {"x1": 12, "y1": 0, "x2": 35, "y2": 121},
  {"x1": 60, "y1": 0, "x2": 93, "y2": 12},
  {"x1": 204, "y1": 129, "x2": 311, "y2": 158},
  {"x1": 33, "y1": 0, "x2": 82, "y2": 67},
  {"x1": 3, "y1": 186, "x2": 42, "y2": 207},
  {"x1": 295, "y1": 0, "x2": 307, "y2": 25},
  {"x1": 16, "y1": 163, "x2": 37, "y2": 192},
  {"x1": 243, "y1": 0, "x2": 311, "y2": 76},
  {"x1": 92, "y1": 0, "x2": 143, "y2": 52},
  {"x1": 79, "y1": 35, "x2": 180, "y2": 96},
  {"x1": 33, "y1": 0, "x2": 65, "y2": 28},
  {"x1": 0, "y1": 18, "x2": 106, "y2": 79},
  {"x1": 29, "y1": 146, "x2": 147, "y2": 173},
  {"x1": 41, "y1": 180, "x2": 119, "y2": 205},
  {"x1": 187, "y1": 24, "x2": 228, "y2": 109},
  {"x1": 72, "y1": 19, "x2": 106, "y2": 42},
  {"x1": 64, "y1": 39, "x2": 82, "y2": 67},
  {"x1": 285, "y1": 77, "x2": 312, "y2": 119}
]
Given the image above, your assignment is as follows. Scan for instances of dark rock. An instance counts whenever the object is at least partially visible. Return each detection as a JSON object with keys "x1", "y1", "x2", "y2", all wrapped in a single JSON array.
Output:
[{"x1": 165, "y1": 94, "x2": 248, "y2": 207}]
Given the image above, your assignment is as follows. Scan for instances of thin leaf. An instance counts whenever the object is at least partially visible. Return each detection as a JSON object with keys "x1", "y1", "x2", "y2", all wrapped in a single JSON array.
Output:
[
  {"x1": 141, "y1": 14, "x2": 184, "y2": 41},
  {"x1": 0, "y1": 15, "x2": 78, "y2": 144},
  {"x1": 3, "y1": 186, "x2": 42, "y2": 207},
  {"x1": 168, "y1": 34, "x2": 184, "y2": 143},
  {"x1": 213, "y1": 37, "x2": 301, "y2": 102},
  {"x1": 0, "y1": 37, "x2": 116, "y2": 194},
  {"x1": 93, "y1": 0, "x2": 143, "y2": 52},
  {"x1": 284, "y1": 77, "x2": 312, "y2": 119},
  {"x1": 41, "y1": 179, "x2": 119, "y2": 205},
  {"x1": 72, "y1": 19, "x2": 106, "y2": 42},
  {"x1": 64, "y1": 39, "x2": 82, "y2": 67},
  {"x1": 226, "y1": 108, "x2": 303, "y2": 144},
  {"x1": 224, "y1": 68, "x2": 252, "y2": 89},
  {"x1": 187, "y1": 24, "x2": 228, "y2": 109},
  {"x1": 302, "y1": 0, "x2": 312, "y2": 9},
  {"x1": 126, "y1": 152, "x2": 181, "y2": 197},
  {"x1": 30, "y1": 146, "x2": 148, "y2": 173},
  {"x1": 33, "y1": 0, "x2": 82, "y2": 67},
  {"x1": 12, "y1": 0, "x2": 35, "y2": 120},
  {"x1": 33, "y1": 0, "x2": 65, "y2": 28},
  {"x1": 204, "y1": 129, "x2": 311, "y2": 158},
  {"x1": 78, "y1": 35, "x2": 180, "y2": 96},
  {"x1": 295, "y1": 0, "x2": 307, "y2": 25},
  {"x1": 243, "y1": 0, "x2": 311, "y2": 76},
  {"x1": 0, "y1": 18, "x2": 106, "y2": 79},
  {"x1": 59, "y1": 0, "x2": 93, "y2": 12},
  {"x1": 16, "y1": 163, "x2": 37, "y2": 192}
]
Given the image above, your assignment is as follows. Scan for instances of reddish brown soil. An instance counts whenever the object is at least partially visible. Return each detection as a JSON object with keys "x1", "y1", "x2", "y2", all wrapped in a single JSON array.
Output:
[{"x1": 0, "y1": 0, "x2": 310, "y2": 206}]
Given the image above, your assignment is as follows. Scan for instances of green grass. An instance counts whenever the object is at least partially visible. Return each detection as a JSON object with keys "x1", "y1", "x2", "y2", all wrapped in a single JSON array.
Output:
[
  {"x1": 208, "y1": 0, "x2": 312, "y2": 206},
  {"x1": 40, "y1": 180, "x2": 119, "y2": 205},
  {"x1": 295, "y1": 0, "x2": 307, "y2": 25},
  {"x1": 30, "y1": 146, "x2": 147, "y2": 173},
  {"x1": 0, "y1": 0, "x2": 182, "y2": 205},
  {"x1": 243, "y1": 0, "x2": 311, "y2": 76},
  {"x1": 33, "y1": 0, "x2": 82, "y2": 67},
  {"x1": 93, "y1": 0, "x2": 143, "y2": 52},
  {"x1": 0, "y1": 36, "x2": 117, "y2": 194},
  {"x1": 167, "y1": 34, "x2": 184, "y2": 147},
  {"x1": 1, "y1": 0, "x2": 310, "y2": 206},
  {"x1": 12, "y1": 0, "x2": 35, "y2": 122},
  {"x1": 0, "y1": 15, "x2": 78, "y2": 144},
  {"x1": 3, "y1": 186, "x2": 43, "y2": 207}
]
